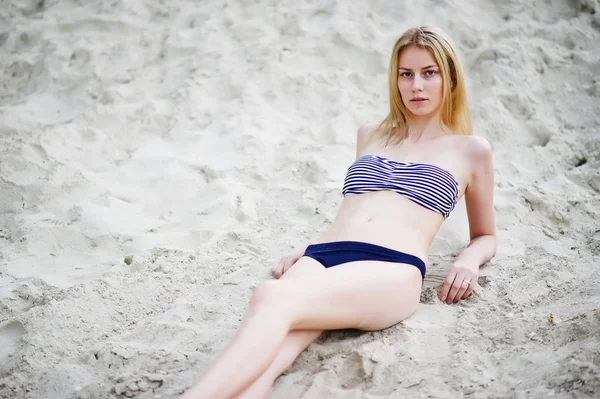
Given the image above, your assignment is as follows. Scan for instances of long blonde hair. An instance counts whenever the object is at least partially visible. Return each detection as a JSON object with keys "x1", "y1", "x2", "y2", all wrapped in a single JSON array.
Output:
[{"x1": 376, "y1": 26, "x2": 472, "y2": 146}]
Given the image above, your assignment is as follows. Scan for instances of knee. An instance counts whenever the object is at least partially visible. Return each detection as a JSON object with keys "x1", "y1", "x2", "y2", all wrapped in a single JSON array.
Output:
[{"x1": 249, "y1": 280, "x2": 284, "y2": 312}]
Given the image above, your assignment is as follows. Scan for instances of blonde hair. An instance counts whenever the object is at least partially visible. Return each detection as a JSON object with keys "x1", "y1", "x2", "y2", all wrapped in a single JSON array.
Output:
[{"x1": 376, "y1": 26, "x2": 472, "y2": 146}]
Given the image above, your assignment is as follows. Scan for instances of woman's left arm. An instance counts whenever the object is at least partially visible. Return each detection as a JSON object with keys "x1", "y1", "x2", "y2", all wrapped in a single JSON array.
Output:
[{"x1": 441, "y1": 137, "x2": 496, "y2": 304}]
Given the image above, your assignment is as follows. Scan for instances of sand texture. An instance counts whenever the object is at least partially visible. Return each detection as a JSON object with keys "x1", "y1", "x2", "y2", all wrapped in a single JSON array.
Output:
[{"x1": 1, "y1": 0, "x2": 599, "y2": 398}]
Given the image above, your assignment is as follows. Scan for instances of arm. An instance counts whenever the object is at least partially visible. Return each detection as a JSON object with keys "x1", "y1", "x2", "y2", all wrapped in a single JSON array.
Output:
[
  {"x1": 454, "y1": 136, "x2": 496, "y2": 266},
  {"x1": 441, "y1": 137, "x2": 496, "y2": 303}
]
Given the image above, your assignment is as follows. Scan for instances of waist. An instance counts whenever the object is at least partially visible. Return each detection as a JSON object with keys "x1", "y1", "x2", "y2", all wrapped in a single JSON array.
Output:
[{"x1": 316, "y1": 191, "x2": 443, "y2": 260}]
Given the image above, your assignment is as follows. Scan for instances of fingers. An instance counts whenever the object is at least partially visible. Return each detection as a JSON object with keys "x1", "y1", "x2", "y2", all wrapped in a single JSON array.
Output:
[
  {"x1": 444, "y1": 275, "x2": 463, "y2": 304},
  {"x1": 440, "y1": 270, "x2": 456, "y2": 303},
  {"x1": 445, "y1": 278, "x2": 474, "y2": 304},
  {"x1": 271, "y1": 255, "x2": 300, "y2": 279},
  {"x1": 271, "y1": 258, "x2": 287, "y2": 279},
  {"x1": 461, "y1": 282, "x2": 475, "y2": 300},
  {"x1": 271, "y1": 261, "x2": 282, "y2": 279},
  {"x1": 440, "y1": 266, "x2": 478, "y2": 304},
  {"x1": 453, "y1": 280, "x2": 471, "y2": 303}
]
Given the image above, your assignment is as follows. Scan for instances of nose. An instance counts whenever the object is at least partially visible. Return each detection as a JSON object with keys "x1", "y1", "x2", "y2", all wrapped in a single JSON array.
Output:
[{"x1": 412, "y1": 75, "x2": 424, "y2": 92}]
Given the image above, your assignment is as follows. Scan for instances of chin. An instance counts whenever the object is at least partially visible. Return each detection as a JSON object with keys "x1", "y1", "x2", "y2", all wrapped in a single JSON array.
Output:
[{"x1": 407, "y1": 107, "x2": 434, "y2": 116}]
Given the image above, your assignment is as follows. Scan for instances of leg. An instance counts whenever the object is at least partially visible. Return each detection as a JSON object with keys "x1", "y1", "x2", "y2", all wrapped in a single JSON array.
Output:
[
  {"x1": 181, "y1": 257, "x2": 422, "y2": 399},
  {"x1": 233, "y1": 259, "x2": 326, "y2": 399},
  {"x1": 233, "y1": 329, "x2": 322, "y2": 399}
]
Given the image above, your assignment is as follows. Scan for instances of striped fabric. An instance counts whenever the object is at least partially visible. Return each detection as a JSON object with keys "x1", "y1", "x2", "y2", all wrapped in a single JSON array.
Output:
[{"x1": 342, "y1": 154, "x2": 459, "y2": 218}]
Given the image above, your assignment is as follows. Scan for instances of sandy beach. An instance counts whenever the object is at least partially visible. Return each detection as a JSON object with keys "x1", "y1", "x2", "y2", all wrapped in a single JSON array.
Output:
[{"x1": 1, "y1": 0, "x2": 599, "y2": 398}]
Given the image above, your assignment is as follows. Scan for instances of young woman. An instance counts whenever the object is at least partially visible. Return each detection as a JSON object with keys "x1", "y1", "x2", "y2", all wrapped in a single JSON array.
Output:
[{"x1": 182, "y1": 25, "x2": 496, "y2": 399}]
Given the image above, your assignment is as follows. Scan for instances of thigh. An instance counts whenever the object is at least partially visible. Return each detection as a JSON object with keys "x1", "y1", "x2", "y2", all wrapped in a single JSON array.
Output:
[
  {"x1": 280, "y1": 256, "x2": 325, "y2": 280},
  {"x1": 264, "y1": 257, "x2": 423, "y2": 332},
  {"x1": 276, "y1": 255, "x2": 324, "y2": 364}
]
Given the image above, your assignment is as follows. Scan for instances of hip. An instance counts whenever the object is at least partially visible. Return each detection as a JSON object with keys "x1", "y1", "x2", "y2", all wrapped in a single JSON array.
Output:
[{"x1": 302, "y1": 240, "x2": 427, "y2": 280}]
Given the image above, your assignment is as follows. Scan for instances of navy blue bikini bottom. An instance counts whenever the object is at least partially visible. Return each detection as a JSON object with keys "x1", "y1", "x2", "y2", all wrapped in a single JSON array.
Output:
[{"x1": 302, "y1": 241, "x2": 426, "y2": 280}]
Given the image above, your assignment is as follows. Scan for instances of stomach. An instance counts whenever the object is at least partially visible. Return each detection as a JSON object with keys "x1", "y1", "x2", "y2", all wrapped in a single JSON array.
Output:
[{"x1": 314, "y1": 190, "x2": 444, "y2": 261}]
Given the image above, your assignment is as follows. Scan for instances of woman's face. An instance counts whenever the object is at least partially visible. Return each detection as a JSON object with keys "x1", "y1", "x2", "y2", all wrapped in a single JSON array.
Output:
[{"x1": 397, "y1": 45, "x2": 444, "y2": 117}]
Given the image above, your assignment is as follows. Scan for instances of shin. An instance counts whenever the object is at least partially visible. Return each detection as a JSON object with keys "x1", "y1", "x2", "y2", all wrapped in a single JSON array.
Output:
[{"x1": 181, "y1": 281, "x2": 293, "y2": 399}]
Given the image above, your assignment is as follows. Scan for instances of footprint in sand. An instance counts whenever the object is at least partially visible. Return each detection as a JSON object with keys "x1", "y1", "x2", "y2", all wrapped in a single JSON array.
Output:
[
  {"x1": 337, "y1": 351, "x2": 371, "y2": 390},
  {"x1": 68, "y1": 48, "x2": 91, "y2": 69},
  {"x1": 0, "y1": 321, "x2": 26, "y2": 365},
  {"x1": 0, "y1": 31, "x2": 8, "y2": 48}
]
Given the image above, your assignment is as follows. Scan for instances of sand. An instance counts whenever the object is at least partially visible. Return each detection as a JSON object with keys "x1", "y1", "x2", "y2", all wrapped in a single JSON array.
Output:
[{"x1": 1, "y1": 0, "x2": 599, "y2": 398}]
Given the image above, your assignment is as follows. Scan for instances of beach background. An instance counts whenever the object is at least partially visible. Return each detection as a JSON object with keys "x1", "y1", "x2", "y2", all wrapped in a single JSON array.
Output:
[{"x1": 1, "y1": 0, "x2": 599, "y2": 398}]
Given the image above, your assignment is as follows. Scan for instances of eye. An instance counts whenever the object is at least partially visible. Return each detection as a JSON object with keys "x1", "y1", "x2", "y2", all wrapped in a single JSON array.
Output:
[
  {"x1": 400, "y1": 72, "x2": 412, "y2": 78},
  {"x1": 424, "y1": 70, "x2": 437, "y2": 76}
]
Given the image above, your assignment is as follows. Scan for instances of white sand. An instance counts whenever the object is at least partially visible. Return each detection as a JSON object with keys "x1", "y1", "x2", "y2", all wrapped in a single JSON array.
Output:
[{"x1": 1, "y1": 0, "x2": 599, "y2": 398}]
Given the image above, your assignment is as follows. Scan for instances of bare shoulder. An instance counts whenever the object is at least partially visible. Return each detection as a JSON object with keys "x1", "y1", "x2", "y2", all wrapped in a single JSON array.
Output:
[
  {"x1": 452, "y1": 135, "x2": 493, "y2": 165},
  {"x1": 457, "y1": 135, "x2": 494, "y2": 192},
  {"x1": 466, "y1": 135, "x2": 492, "y2": 158},
  {"x1": 357, "y1": 124, "x2": 380, "y2": 139},
  {"x1": 356, "y1": 124, "x2": 380, "y2": 155}
]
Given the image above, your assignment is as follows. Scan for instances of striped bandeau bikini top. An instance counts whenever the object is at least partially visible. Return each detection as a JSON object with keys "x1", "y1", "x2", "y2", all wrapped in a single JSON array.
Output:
[{"x1": 342, "y1": 154, "x2": 460, "y2": 218}]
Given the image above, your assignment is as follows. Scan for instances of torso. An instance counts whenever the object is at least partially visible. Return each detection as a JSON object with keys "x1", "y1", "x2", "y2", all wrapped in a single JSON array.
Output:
[{"x1": 314, "y1": 126, "x2": 475, "y2": 263}]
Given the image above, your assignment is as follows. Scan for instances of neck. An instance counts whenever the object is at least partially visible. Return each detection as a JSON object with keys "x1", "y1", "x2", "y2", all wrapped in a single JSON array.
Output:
[{"x1": 406, "y1": 112, "x2": 443, "y2": 142}]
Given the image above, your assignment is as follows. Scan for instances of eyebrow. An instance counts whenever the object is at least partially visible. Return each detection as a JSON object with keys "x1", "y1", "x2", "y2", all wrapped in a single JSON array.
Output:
[{"x1": 398, "y1": 65, "x2": 438, "y2": 70}]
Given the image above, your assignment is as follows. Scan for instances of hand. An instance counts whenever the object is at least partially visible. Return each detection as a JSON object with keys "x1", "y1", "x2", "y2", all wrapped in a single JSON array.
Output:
[
  {"x1": 271, "y1": 250, "x2": 304, "y2": 279},
  {"x1": 440, "y1": 261, "x2": 479, "y2": 304}
]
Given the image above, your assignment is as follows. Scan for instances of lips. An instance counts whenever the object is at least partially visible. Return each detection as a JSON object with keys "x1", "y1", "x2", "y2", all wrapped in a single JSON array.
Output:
[{"x1": 411, "y1": 98, "x2": 427, "y2": 102}]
